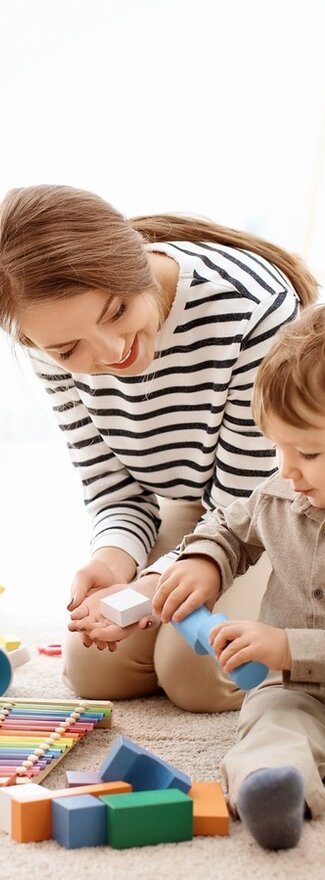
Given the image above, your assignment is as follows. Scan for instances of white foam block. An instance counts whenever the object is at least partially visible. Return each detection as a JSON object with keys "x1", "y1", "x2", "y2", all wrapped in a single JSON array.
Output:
[
  {"x1": 8, "y1": 644, "x2": 30, "y2": 669},
  {"x1": 100, "y1": 588, "x2": 152, "y2": 627},
  {"x1": 0, "y1": 783, "x2": 51, "y2": 834}
]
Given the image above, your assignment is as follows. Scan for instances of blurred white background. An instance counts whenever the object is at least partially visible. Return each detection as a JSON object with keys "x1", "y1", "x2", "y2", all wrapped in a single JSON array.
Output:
[{"x1": 0, "y1": 0, "x2": 324, "y2": 617}]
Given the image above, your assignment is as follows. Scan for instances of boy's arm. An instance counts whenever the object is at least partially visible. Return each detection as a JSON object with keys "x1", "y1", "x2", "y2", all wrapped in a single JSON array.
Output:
[
  {"x1": 283, "y1": 629, "x2": 325, "y2": 693},
  {"x1": 179, "y1": 492, "x2": 265, "y2": 592},
  {"x1": 153, "y1": 488, "x2": 265, "y2": 622}
]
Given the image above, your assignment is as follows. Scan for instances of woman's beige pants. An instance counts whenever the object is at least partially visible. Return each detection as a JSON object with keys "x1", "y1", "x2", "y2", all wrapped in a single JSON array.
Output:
[{"x1": 63, "y1": 498, "x2": 271, "y2": 713}]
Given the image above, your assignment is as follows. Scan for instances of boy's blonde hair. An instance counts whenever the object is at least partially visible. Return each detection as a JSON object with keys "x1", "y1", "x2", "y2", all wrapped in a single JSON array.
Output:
[{"x1": 252, "y1": 305, "x2": 325, "y2": 430}]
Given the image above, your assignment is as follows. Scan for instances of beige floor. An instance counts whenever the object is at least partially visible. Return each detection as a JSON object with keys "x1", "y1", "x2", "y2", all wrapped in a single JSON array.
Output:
[
  {"x1": 0, "y1": 608, "x2": 324, "y2": 880},
  {"x1": 1, "y1": 441, "x2": 325, "y2": 879}
]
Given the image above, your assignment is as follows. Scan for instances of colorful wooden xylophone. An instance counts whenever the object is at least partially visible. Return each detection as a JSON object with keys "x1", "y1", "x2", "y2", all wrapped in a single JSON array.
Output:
[{"x1": 0, "y1": 698, "x2": 113, "y2": 787}]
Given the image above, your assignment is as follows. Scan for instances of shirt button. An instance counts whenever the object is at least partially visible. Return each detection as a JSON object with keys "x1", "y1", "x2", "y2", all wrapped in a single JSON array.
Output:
[{"x1": 312, "y1": 588, "x2": 324, "y2": 599}]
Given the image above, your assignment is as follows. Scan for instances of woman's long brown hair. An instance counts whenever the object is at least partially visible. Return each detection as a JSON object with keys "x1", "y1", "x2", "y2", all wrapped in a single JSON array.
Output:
[
  {"x1": 0, "y1": 186, "x2": 318, "y2": 338},
  {"x1": 131, "y1": 213, "x2": 318, "y2": 308}
]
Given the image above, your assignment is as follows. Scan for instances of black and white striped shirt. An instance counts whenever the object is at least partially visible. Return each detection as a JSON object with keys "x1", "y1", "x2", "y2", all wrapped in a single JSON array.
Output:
[{"x1": 29, "y1": 241, "x2": 299, "y2": 573}]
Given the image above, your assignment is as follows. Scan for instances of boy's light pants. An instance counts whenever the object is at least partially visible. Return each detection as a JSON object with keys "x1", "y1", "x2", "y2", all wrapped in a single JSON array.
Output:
[
  {"x1": 221, "y1": 672, "x2": 325, "y2": 817},
  {"x1": 63, "y1": 497, "x2": 271, "y2": 712}
]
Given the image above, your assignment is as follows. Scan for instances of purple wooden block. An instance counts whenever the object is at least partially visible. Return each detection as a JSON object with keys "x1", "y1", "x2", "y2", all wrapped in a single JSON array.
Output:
[{"x1": 66, "y1": 770, "x2": 102, "y2": 787}]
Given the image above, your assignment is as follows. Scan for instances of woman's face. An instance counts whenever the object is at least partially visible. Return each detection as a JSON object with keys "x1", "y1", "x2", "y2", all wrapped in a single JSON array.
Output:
[
  {"x1": 19, "y1": 252, "x2": 179, "y2": 376},
  {"x1": 20, "y1": 287, "x2": 162, "y2": 375}
]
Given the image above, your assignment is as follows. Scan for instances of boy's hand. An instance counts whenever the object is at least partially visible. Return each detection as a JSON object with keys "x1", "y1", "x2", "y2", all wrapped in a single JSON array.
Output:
[
  {"x1": 209, "y1": 619, "x2": 292, "y2": 673},
  {"x1": 152, "y1": 556, "x2": 221, "y2": 623}
]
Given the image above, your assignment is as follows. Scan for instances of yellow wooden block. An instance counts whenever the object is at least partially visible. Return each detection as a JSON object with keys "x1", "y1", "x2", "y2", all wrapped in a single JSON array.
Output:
[
  {"x1": 0, "y1": 585, "x2": 5, "y2": 594},
  {"x1": 0, "y1": 635, "x2": 21, "y2": 651},
  {"x1": 189, "y1": 781, "x2": 229, "y2": 836}
]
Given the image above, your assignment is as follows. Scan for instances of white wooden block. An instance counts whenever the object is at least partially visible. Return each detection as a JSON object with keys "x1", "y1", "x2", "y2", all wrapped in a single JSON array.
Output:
[
  {"x1": 100, "y1": 588, "x2": 152, "y2": 627},
  {"x1": 0, "y1": 783, "x2": 51, "y2": 834},
  {"x1": 8, "y1": 644, "x2": 30, "y2": 669}
]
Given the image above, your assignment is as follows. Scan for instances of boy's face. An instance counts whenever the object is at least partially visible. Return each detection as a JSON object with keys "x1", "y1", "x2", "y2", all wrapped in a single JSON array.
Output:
[{"x1": 266, "y1": 413, "x2": 325, "y2": 509}]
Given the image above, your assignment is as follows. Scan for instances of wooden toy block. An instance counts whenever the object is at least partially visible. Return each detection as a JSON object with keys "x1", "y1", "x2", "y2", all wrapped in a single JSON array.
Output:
[
  {"x1": 100, "y1": 788, "x2": 193, "y2": 848},
  {"x1": 173, "y1": 606, "x2": 268, "y2": 690},
  {"x1": 189, "y1": 782, "x2": 229, "y2": 836},
  {"x1": 100, "y1": 587, "x2": 152, "y2": 627},
  {"x1": 100, "y1": 735, "x2": 191, "y2": 793},
  {"x1": 7, "y1": 644, "x2": 30, "y2": 669},
  {"x1": 52, "y1": 794, "x2": 107, "y2": 848},
  {"x1": 0, "y1": 635, "x2": 21, "y2": 651},
  {"x1": 99, "y1": 735, "x2": 141, "y2": 782},
  {"x1": 9, "y1": 780, "x2": 131, "y2": 842},
  {"x1": 66, "y1": 770, "x2": 102, "y2": 787},
  {"x1": 0, "y1": 782, "x2": 51, "y2": 834}
]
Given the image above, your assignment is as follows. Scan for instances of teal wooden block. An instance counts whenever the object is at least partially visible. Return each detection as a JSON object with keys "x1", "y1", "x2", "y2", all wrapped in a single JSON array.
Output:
[{"x1": 100, "y1": 788, "x2": 193, "y2": 848}]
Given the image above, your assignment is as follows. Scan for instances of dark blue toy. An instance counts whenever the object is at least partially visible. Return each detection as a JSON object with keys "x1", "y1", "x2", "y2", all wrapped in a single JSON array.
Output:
[{"x1": 172, "y1": 606, "x2": 268, "y2": 690}]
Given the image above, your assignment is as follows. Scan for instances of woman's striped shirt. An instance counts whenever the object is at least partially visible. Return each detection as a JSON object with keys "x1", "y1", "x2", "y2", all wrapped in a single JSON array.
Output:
[{"x1": 29, "y1": 241, "x2": 299, "y2": 573}]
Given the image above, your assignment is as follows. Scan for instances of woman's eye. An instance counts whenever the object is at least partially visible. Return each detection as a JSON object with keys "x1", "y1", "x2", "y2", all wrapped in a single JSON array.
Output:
[
  {"x1": 110, "y1": 303, "x2": 127, "y2": 322},
  {"x1": 302, "y1": 453, "x2": 318, "y2": 460},
  {"x1": 59, "y1": 345, "x2": 78, "y2": 360}
]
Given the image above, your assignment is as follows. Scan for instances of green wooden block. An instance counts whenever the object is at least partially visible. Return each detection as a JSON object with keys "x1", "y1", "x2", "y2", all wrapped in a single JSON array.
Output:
[{"x1": 100, "y1": 788, "x2": 193, "y2": 848}]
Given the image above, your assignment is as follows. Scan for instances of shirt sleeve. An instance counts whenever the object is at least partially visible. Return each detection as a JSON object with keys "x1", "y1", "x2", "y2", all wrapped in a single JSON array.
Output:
[
  {"x1": 179, "y1": 489, "x2": 266, "y2": 587},
  {"x1": 283, "y1": 629, "x2": 325, "y2": 692},
  {"x1": 143, "y1": 483, "x2": 265, "y2": 580},
  {"x1": 28, "y1": 350, "x2": 161, "y2": 570},
  {"x1": 144, "y1": 290, "x2": 297, "y2": 574}
]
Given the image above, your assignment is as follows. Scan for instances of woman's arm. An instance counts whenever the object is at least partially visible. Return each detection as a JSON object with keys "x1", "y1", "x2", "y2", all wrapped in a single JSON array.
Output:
[{"x1": 28, "y1": 350, "x2": 161, "y2": 573}]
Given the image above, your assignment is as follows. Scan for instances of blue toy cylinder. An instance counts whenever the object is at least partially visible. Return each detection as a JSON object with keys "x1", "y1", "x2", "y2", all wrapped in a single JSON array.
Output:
[{"x1": 172, "y1": 607, "x2": 268, "y2": 690}]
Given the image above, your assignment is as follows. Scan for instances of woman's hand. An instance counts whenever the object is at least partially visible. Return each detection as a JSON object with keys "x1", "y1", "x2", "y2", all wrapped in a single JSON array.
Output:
[
  {"x1": 68, "y1": 575, "x2": 161, "y2": 651},
  {"x1": 152, "y1": 556, "x2": 221, "y2": 623},
  {"x1": 209, "y1": 619, "x2": 292, "y2": 673},
  {"x1": 68, "y1": 585, "x2": 139, "y2": 652},
  {"x1": 67, "y1": 558, "x2": 125, "y2": 613}
]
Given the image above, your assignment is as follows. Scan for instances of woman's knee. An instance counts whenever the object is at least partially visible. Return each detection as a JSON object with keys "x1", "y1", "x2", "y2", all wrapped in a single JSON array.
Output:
[
  {"x1": 154, "y1": 625, "x2": 244, "y2": 713},
  {"x1": 62, "y1": 627, "x2": 160, "y2": 700}
]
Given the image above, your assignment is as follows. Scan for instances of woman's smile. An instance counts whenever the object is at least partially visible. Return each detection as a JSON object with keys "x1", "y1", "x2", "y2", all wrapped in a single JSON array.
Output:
[{"x1": 105, "y1": 336, "x2": 139, "y2": 370}]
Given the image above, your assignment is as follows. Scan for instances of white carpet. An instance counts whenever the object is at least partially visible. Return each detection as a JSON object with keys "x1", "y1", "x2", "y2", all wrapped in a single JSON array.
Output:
[{"x1": 1, "y1": 611, "x2": 324, "y2": 880}]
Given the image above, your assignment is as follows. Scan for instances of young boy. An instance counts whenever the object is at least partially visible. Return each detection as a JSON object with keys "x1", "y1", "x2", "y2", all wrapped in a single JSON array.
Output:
[{"x1": 152, "y1": 304, "x2": 325, "y2": 850}]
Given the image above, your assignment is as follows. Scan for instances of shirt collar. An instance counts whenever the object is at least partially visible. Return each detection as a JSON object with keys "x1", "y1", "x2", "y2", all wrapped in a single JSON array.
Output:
[{"x1": 261, "y1": 472, "x2": 325, "y2": 523}]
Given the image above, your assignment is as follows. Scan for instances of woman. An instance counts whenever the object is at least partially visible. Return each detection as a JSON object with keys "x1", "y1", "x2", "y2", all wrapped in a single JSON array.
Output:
[{"x1": 0, "y1": 184, "x2": 318, "y2": 710}]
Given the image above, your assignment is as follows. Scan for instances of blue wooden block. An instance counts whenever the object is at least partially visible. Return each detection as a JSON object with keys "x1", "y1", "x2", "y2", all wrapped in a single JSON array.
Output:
[
  {"x1": 99, "y1": 735, "x2": 191, "y2": 793},
  {"x1": 99, "y1": 736, "x2": 142, "y2": 781},
  {"x1": 52, "y1": 795, "x2": 107, "y2": 849},
  {"x1": 173, "y1": 606, "x2": 268, "y2": 690}
]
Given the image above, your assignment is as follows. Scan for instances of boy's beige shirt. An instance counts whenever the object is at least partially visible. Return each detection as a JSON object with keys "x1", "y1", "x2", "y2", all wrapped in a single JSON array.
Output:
[{"x1": 180, "y1": 473, "x2": 325, "y2": 693}]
